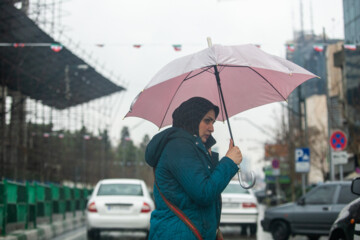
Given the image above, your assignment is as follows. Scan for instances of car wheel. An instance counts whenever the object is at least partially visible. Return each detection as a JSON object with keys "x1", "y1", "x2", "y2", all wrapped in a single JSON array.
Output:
[
  {"x1": 249, "y1": 224, "x2": 257, "y2": 235},
  {"x1": 270, "y1": 220, "x2": 290, "y2": 240},
  {"x1": 240, "y1": 224, "x2": 247, "y2": 235},
  {"x1": 87, "y1": 229, "x2": 100, "y2": 240},
  {"x1": 329, "y1": 231, "x2": 346, "y2": 240},
  {"x1": 307, "y1": 235, "x2": 320, "y2": 240}
]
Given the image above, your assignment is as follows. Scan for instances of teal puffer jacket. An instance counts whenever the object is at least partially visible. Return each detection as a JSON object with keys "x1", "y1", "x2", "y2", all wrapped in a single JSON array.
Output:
[{"x1": 145, "y1": 127, "x2": 239, "y2": 240}]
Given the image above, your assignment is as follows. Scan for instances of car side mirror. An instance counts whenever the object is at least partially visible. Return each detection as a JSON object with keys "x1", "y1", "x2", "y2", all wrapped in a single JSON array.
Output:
[
  {"x1": 297, "y1": 197, "x2": 305, "y2": 205},
  {"x1": 351, "y1": 177, "x2": 360, "y2": 195}
]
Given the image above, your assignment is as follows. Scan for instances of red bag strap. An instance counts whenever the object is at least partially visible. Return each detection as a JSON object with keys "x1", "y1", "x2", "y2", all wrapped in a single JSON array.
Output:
[{"x1": 154, "y1": 169, "x2": 203, "y2": 240}]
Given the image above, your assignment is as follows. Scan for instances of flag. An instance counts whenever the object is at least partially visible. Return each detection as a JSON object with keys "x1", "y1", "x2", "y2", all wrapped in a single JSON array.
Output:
[
  {"x1": 133, "y1": 44, "x2": 142, "y2": 48},
  {"x1": 13, "y1": 43, "x2": 25, "y2": 48},
  {"x1": 50, "y1": 44, "x2": 63, "y2": 52},
  {"x1": 96, "y1": 44, "x2": 105, "y2": 47},
  {"x1": 172, "y1": 44, "x2": 182, "y2": 51},
  {"x1": 287, "y1": 44, "x2": 295, "y2": 52},
  {"x1": 344, "y1": 44, "x2": 356, "y2": 51},
  {"x1": 255, "y1": 44, "x2": 261, "y2": 48},
  {"x1": 313, "y1": 44, "x2": 324, "y2": 52}
]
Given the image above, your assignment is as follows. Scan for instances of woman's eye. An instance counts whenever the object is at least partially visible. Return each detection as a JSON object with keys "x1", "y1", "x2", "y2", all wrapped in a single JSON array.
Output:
[{"x1": 204, "y1": 119, "x2": 213, "y2": 124}]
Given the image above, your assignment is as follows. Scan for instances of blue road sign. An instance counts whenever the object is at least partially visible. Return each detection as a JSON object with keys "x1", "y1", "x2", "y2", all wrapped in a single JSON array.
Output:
[{"x1": 295, "y1": 148, "x2": 310, "y2": 173}]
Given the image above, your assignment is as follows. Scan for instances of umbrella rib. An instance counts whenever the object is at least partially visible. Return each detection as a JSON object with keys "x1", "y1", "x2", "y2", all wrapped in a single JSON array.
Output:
[
  {"x1": 183, "y1": 66, "x2": 213, "y2": 81},
  {"x1": 158, "y1": 71, "x2": 193, "y2": 128},
  {"x1": 159, "y1": 66, "x2": 213, "y2": 127},
  {"x1": 217, "y1": 65, "x2": 287, "y2": 101},
  {"x1": 249, "y1": 67, "x2": 287, "y2": 101}
]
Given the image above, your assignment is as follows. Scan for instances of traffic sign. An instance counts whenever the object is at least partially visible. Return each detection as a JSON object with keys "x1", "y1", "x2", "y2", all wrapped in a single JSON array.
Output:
[
  {"x1": 330, "y1": 130, "x2": 347, "y2": 151},
  {"x1": 272, "y1": 159, "x2": 280, "y2": 169},
  {"x1": 295, "y1": 148, "x2": 310, "y2": 173},
  {"x1": 332, "y1": 151, "x2": 348, "y2": 165},
  {"x1": 272, "y1": 159, "x2": 280, "y2": 176}
]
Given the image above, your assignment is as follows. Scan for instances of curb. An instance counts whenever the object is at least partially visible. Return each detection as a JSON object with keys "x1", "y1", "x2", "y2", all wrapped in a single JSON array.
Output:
[{"x1": 0, "y1": 215, "x2": 85, "y2": 240}]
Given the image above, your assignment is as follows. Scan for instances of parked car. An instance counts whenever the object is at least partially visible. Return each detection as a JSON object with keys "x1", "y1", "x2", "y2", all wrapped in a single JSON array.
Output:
[
  {"x1": 220, "y1": 180, "x2": 259, "y2": 235},
  {"x1": 329, "y1": 177, "x2": 360, "y2": 240},
  {"x1": 261, "y1": 181, "x2": 359, "y2": 240},
  {"x1": 86, "y1": 178, "x2": 155, "y2": 239}
]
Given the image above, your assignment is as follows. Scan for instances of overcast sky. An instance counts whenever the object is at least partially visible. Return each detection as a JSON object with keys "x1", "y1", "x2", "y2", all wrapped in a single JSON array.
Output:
[{"x1": 59, "y1": 0, "x2": 344, "y2": 176}]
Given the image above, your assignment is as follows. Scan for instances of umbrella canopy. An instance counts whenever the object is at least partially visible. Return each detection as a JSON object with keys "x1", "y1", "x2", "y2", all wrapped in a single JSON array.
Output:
[{"x1": 125, "y1": 44, "x2": 317, "y2": 128}]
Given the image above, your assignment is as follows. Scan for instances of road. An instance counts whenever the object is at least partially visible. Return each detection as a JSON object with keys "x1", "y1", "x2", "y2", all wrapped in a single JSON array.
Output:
[{"x1": 54, "y1": 204, "x2": 329, "y2": 240}]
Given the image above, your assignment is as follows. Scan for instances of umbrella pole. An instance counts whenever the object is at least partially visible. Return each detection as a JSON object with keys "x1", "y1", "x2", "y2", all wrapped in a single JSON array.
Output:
[
  {"x1": 214, "y1": 65, "x2": 256, "y2": 189},
  {"x1": 213, "y1": 65, "x2": 234, "y2": 142}
]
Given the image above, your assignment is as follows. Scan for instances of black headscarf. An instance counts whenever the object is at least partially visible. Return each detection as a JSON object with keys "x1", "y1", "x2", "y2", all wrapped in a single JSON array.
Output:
[{"x1": 172, "y1": 97, "x2": 219, "y2": 137}]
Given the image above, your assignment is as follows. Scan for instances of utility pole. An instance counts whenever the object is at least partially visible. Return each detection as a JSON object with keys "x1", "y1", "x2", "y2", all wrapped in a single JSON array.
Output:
[{"x1": 299, "y1": 0, "x2": 304, "y2": 38}]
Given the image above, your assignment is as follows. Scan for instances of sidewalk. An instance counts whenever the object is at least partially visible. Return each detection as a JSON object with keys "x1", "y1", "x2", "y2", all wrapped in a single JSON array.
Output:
[{"x1": 0, "y1": 214, "x2": 85, "y2": 240}]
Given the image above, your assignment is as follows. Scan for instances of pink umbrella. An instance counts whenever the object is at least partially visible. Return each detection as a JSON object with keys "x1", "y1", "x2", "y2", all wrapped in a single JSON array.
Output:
[{"x1": 125, "y1": 43, "x2": 317, "y2": 188}]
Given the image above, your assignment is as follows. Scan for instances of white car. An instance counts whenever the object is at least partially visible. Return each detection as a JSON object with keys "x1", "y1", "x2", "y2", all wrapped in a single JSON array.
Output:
[
  {"x1": 220, "y1": 180, "x2": 259, "y2": 235},
  {"x1": 86, "y1": 178, "x2": 155, "y2": 239}
]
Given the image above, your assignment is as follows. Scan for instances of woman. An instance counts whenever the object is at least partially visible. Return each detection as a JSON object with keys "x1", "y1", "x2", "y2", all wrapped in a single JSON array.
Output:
[{"x1": 145, "y1": 97, "x2": 243, "y2": 240}]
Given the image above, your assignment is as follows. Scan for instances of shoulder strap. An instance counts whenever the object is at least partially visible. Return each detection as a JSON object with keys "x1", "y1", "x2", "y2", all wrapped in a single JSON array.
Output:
[{"x1": 153, "y1": 168, "x2": 203, "y2": 240}]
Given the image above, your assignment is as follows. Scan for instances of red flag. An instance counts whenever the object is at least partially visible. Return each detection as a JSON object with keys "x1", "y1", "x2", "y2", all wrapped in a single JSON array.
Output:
[
  {"x1": 172, "y1": 44, "x2": 182, "y2": 51},
  {"x1": 344, "y1": 44, "x2": 356, "y2": 51},
  {"x1": 313, "y1": 44, "x2": 324, "y2": 52},
  {"x1": 50, "y1": 44, "x2": 63, "y2": 52},
  {"x1": 133, "y1": 44, "x2": 142, "y2": 48},
  {"x1": 13, "y1": 43, "x2": 25, "y2": 48},
  {"x1": 287, "y1": 44, "x2": 295, "y2": 52}
]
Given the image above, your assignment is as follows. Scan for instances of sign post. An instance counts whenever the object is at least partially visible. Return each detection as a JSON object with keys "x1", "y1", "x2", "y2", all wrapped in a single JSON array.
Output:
[
  {"x1": 272, "y1": 158, "x2": 281, "y2": 205},
  {"x1": 330, "y1": 130, "x2": 347, "y2": 180},
  {"x1": 295, "y1": 148, "x2": 310, "y2": 195}
]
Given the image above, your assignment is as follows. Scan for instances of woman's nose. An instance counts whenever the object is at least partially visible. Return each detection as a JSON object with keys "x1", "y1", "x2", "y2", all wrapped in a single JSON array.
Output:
[{"x1": 209, "y1": 123, "x2": 214, "y2": 132}]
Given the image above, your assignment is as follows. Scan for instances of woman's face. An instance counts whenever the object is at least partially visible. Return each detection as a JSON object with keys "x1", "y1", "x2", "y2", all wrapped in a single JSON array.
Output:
[{"x1": 198, "y1": 109, "x2": 216, "y2": 143}]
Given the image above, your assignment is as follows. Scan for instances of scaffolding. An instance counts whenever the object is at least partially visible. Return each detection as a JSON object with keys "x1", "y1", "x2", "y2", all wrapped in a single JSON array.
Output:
[{"x1": 0, "y1": 0, "x2": 126, "y2": 184}]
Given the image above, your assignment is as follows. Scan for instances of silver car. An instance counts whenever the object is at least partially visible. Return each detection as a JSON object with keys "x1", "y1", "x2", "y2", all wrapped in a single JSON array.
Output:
[
  {"x1": 86, "y1": 178, "x2": 155, "y2": 239},
  {"x1": 261, "y1": 181, "x2": 359, "y2": 240}
]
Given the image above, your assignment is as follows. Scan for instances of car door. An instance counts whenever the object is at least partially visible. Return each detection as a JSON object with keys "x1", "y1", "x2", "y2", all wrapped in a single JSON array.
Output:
[{"x1": 291, "y1": 184, "x2": 338, "y2": 234}]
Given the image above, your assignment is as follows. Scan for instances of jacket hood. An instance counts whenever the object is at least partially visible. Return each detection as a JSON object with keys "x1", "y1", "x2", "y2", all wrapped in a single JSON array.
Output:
[
  {"x1": 145, "y1": 127, "x2": 188, "y2": 167},
  {"x1": 145, "y1": 127, "x2": 216, "y2": 167}
]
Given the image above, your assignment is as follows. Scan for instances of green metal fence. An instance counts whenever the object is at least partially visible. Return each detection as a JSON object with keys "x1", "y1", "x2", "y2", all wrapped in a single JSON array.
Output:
[{"x1": 0, "y1": 180, "x2": 92, "y2": 236}]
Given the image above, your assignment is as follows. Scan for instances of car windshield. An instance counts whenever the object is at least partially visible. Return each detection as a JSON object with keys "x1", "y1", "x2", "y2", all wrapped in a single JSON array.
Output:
[
  {"x1": 97, "y1": 183, "x2": 143, "y2": 196},
  {"x1": 223, "y1": 184, "x2": 249, "y2": 194},
  {"x1": 305, "y1": 185, "x2": 337, "y2": 204},
  {"x1": 337, "y1": 184, "x2": 359, "y2": 203}
]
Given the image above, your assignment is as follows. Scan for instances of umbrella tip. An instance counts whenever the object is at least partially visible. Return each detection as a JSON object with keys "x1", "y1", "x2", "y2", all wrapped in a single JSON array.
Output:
[{"x1": 207, "y1": 37, "x2": 212, "y2": 47}]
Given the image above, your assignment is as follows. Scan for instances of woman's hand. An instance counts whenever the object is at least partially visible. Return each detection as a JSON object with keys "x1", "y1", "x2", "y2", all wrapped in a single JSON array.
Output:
[{"x1": 225, "y1": 139, "x2": 242, "y2": 165}]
